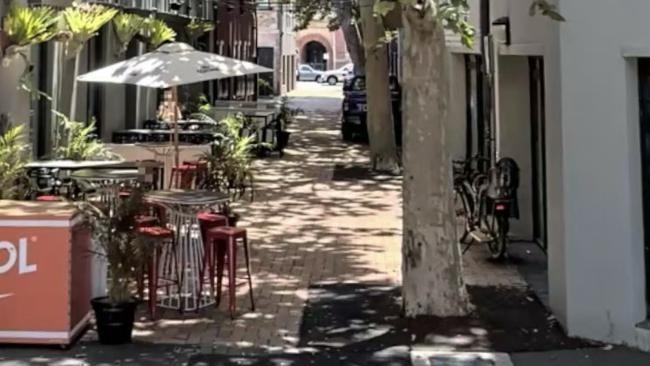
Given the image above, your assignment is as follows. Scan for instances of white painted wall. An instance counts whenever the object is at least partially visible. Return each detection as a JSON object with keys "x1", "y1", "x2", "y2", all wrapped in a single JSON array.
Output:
[
  {"x1": 550, "y1": 0, "x2": 648, "y2": 347},
  {"x1": 448, "y1": 0, "x2": 650, "y2": 349}
]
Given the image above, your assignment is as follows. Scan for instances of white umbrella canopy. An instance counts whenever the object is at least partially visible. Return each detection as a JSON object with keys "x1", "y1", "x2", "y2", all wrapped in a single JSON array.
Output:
[
  {"x1": 77, "y1": 42, "x2": 272, "y2": 167},
  {"x1": 77, "y1": 42, "x2": 272, "y2": 87}
]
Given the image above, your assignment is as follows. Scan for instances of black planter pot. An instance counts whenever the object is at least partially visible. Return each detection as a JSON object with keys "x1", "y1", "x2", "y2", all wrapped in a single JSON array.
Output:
[
  {"x1": 227, "y1": 215, "x2": 240, "y2": 227},
  {"x1": 277, "y1": 131, "x2": 291, "y2": 151},
  {"x1": 91, "y1": 297, "x2": 137, "y2": 345}
]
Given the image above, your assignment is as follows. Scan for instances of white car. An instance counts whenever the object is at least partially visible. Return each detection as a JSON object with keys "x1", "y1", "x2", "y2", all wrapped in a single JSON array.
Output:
[{"x1": 319, "y1": 63, "x2": 354, "y2": 85}]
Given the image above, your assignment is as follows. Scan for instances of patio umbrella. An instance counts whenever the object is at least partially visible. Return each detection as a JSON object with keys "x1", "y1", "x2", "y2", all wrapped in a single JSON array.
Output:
[{"x1": 77, "y1": 42, "x2": 272, "y2": 166}]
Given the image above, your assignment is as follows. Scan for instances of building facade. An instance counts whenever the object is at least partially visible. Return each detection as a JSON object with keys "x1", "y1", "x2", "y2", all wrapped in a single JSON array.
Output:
[
  {"x1": 296, "y1": 20, "x2": 350, "y2": 71},
  {"x1": 0, "y1": 0, "x2": 257, "y2": 156},
  {"x1": 257, "y1": 1, "x2": 296, "y2": 95},
  {"x1": 446, "y1": 0, "x2": 650, "y2": 351}
]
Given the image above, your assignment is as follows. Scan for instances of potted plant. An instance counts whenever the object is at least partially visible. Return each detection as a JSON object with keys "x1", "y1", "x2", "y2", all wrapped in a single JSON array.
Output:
[
  {"x1": 0, "y1": 114, "x2": 31, "y2": 199},
  {"x1": 82, "y1": 189, "x2": 146, "y2": 345},
  {"x1": 275, "y1": 96, "x2": 302, "y2": 155},
  {"x1": 204, "y1": 114, "x2": 256, "y2": 202},
  {"x1": 51, "y1": 111, "x2": 119, "y2": 161}
]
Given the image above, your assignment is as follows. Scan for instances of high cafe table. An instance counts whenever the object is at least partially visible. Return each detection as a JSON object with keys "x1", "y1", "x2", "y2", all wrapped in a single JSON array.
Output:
[{"x1": 0, "y1": 200, "x2": 91, "y2": 346}]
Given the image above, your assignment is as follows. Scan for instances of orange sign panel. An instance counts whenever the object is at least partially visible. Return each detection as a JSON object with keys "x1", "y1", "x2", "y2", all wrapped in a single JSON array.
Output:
[{"x1": 0, "y1": 201, "x2": 91, "y2": 345}]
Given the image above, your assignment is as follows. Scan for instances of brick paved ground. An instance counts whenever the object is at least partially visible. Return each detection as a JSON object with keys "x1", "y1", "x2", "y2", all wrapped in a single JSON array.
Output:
[
  {"x1": 81, "y1": 82, "x2": 526, "y2": 353},
  {"x1": 104, "y1": 85, "x2": 406, "y2": 352}
]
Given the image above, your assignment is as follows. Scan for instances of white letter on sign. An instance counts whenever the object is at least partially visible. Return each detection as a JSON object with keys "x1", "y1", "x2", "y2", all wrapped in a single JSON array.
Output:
[
  {"x1": 19, "y1": 238, "x2": 36, "y2": 274},
  {"x1": 0, "y1": 241, "x2": 17, "y2": 274}
]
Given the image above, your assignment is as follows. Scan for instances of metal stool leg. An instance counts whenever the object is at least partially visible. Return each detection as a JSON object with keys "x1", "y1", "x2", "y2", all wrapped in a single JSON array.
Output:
[
  {"x1": 242, "y1": 235, "x2": 255, "y2": 311},
  {"x1": 227, "y1": 236, "x2": 237, "y2": 319}
]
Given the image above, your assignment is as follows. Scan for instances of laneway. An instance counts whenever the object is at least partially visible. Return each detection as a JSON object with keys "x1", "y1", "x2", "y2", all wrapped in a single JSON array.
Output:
[{"x1": 127, "y1": 82, "x2": 403, "y2": 350}]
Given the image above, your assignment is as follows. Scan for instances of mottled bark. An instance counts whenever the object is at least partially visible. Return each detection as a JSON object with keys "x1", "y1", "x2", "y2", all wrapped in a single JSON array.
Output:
[
  {"x1": 359, "y1": 0, "x2": 399, "y2": 172},
  {"x1": 334, "y1": 1, "x2": 365, "y2": 75},
  {"x1": 401, "y1": 6, "x2": 470, "y2": 317}
]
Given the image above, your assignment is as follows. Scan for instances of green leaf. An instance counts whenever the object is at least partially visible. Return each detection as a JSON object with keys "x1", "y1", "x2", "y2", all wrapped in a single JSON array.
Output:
[
  {"x1": 112, "y1": 12, "x2": 144, "y2": 55},
  {"x1": 62, "y1": 3, "x2": 118, "y2": 56},
  {"x1": 185, "y1": 19, "x2": 214, "y2": 41},
  {"x1": 2, "y1": 3, "x2": 60, "y2": 49},
  {"x1": 374, "y1": 1, "x2": 396, "y2": 17},
  {"x1": 140, "y1": 16, "x2": 176, "y2": 50}
]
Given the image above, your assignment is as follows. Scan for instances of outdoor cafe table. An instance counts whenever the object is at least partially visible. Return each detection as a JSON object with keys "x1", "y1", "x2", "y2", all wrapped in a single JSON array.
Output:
[
  {"x1": 71, "y1": 169, "x2": 146, "y2": 299},
  {"x1": 144, "y1": 190, "x2": 230, "y2": 312}
]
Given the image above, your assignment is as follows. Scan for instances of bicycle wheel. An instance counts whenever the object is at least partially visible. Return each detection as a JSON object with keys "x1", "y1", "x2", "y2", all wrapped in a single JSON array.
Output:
[{"x1": 485, "y1": 214, "x2": 508, "y2": 260}]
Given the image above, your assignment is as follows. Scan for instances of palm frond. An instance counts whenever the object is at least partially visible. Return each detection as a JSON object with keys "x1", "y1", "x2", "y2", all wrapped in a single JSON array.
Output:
[
  {"x1": 62, "y1": 3, "x2": 118, "y2": 56},
  {"x1": 51, "y1": 111, "x2": 118, "y2": 161},
  {"x1": 0, "y1": 115, "x2": 31, "y2": 199},
  {"x1": 2, "y1": 3, "x2": 59, "y2": 49},
  {"x1": 112, "y1": 12, "x2": 144, "y2": 55},
  {"x1": 185, "y1": 19, "x2": 214, "y2": 41},
  {"x1": 140, "y1": 16, "x2": 176, "y2": 50}
]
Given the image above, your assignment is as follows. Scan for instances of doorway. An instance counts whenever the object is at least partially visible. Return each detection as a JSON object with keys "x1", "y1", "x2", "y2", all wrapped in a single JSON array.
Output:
[
  {"x1": 303, "y1": 41, "x2": 327, "y2": 71},
  {"x1": 529, "y1": 57, "x2": 548, "y2": 251}
]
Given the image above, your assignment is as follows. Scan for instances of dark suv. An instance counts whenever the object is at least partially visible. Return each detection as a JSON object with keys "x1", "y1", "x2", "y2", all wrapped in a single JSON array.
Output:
[{"x1": 341, "y1": 75, "x2": 402, "y2": 145}]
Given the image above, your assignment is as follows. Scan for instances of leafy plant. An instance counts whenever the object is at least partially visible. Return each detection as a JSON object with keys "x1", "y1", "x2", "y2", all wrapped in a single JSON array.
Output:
[
  {"x1": 277, "y1": 96, "x2": 302, "y2": 129},
  {"x1": 257, "y1": 78, "x2": 273, "y2": 95},
  {"x1": 112, "y1": 12, "x2": 145, "y2": 56},
  {"x1": 529, "y1": 0, "x2": 566, "y2": 21},
  {"x1": 185, "y1": 19, "x2": 214, "y2": 41},
  {"x1": 51, "y1": 111, "x2": 118, "y2": 161},
  {"x1": 140, "y1": 16, "x2": 176, "y2": 50},
  {"x1": 81, "y1": 188, "x2": 147, "y2": 303},
  {"x1": 1, "y1": 3, "x2": 59, "y2": 100},
  {"x1": 62, "y1": 3, "x2": 118, "y2": 57},
  {"x1": 0, "y1": 114, "x2": 30, "y2": 200},
  {"x1": 1, "y1": 3, "x2": 59, "y2": 62},
  {"x1": 203, "y1": 114, "x2": 256, "y2": 201},
  {"x1": 62, "y1": 3, "x2": 117, "y2": 121}
]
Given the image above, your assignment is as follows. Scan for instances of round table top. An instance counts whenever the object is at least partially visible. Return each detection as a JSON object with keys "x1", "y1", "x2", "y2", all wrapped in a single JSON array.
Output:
[
  {"x1": 71, "y1": 169, "x2": 145, "y2": 182},
  {"x1": 144, "y1": 190, "x2": 229, "y2": 206},
  {"x1": 25, "y1": 160, "x2": 127, "y2": 170}
]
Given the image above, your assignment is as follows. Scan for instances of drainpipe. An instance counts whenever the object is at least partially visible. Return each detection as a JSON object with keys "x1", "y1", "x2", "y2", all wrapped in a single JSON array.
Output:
[
  {"x1": 277, "y1": 4, "x2": 284, "y2": 94},
  {"x1": 480, "y1": 0, "x2": 496, "y2": 168}
]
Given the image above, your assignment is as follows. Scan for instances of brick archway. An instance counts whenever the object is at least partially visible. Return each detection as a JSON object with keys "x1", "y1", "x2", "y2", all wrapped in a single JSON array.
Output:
[{"x1": 296, "y1": 33, "x2": 334, "y2": 70}]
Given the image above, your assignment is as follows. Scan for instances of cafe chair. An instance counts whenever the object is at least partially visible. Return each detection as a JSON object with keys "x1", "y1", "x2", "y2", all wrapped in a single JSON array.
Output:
[
  {"x1": 136, "y1": 225, "x2": 179, "y2": 320},
  {"x1": 169, "y1": 165, "x2": 197, "y2": 189},
  {"x1": 197, "y1": 211, "x2": 228, "y2": 301},
  {"x1": 204, "y1": 226, "x2": 254, "y2": 319}
]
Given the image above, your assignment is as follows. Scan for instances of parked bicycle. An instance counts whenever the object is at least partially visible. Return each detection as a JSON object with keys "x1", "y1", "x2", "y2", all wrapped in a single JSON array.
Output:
[{"x1": 453, "y1": 155, "x2": 520, "y2": 259}]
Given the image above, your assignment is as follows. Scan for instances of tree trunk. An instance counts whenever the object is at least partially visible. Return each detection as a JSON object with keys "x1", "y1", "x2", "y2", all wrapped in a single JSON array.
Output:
[
  {"x1": 359, "y1": 0, "x2": 399, "y2": 172},
  {"x1": 401, "y1": 6, "x2": 470, "y2": 317},
  {"x1": 334, "y1": 1, "x2": 365, "y2": 75}
]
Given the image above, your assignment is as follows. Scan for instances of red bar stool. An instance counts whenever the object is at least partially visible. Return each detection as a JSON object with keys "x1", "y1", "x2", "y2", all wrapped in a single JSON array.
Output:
[
  {"x1": 169, "y1": 165, "x2": 197, "y2": 189},
  {"x1": 183, "y1": 160, "x2": 209, "y2": 188},
  {"x1": 197, "y1": 211, "x2": 228, "y2": 298},
  {"x1": 136, "y1": 226, "x2": 177, "y2": 320},
  {"x1": 35, "y1": 195, "x2": 63, "y2": 202},
  {"x1": 204, "y1": 226, "x2": 254, "y2": 318}
]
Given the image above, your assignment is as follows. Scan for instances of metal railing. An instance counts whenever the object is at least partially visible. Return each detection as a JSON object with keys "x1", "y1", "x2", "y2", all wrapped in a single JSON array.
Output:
[{"x1": 88, "y1": 0, "x2": 213, "y2": 20}]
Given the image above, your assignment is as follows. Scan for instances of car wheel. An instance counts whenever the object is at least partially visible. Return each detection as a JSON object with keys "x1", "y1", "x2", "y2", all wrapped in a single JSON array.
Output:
[
  {"x1": 315, "y1": 75, "x2": 321, "y2": 83},
  {"x1": 328, "y1": 76, "x2": 337, "y2": 85}
]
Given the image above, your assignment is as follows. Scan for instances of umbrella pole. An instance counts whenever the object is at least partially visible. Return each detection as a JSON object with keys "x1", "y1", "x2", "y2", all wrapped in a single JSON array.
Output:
[{"x1": 172, "y1": 86, "x2": 180, "y2": 168}]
